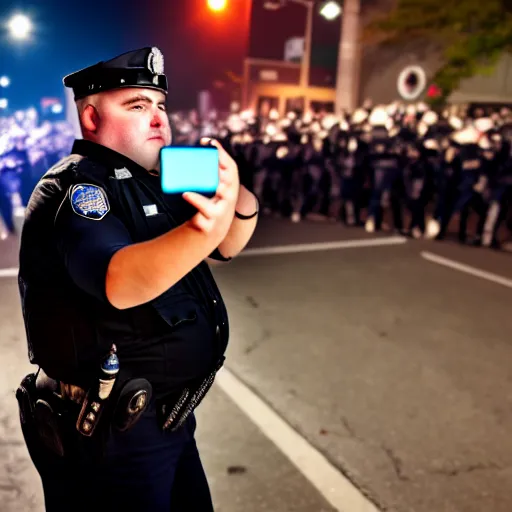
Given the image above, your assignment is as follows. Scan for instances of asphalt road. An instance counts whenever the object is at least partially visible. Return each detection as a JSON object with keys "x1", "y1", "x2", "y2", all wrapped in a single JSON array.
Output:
[{"x1": 1, "y1": 215, "x2": 511, "y2": 511}]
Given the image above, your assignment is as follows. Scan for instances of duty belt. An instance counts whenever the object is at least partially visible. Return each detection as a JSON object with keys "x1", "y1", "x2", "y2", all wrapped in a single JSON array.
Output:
[
  {"x1": 16, "y1": 356, "x2": 225, "y2": 461},
  {"x1": 159, "y1": 356, "x2": 225, "y2": 431},
  {"x1": 16, "y1": 368, "x2": 152, "y2": 460}
]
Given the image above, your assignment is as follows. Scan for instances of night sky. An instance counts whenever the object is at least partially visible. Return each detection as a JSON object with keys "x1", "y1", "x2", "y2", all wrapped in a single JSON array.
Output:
[{"x1": 0, "y1": 0, "x2": 340, "y2": 112}]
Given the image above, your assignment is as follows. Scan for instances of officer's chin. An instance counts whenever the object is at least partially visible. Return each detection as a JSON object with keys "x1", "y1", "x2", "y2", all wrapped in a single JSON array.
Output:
[
  {"x1": 135, "y1": 153, "x2": 160, "y2": 173},
  {"x1": 152, "y1": 159, "x2": 161, "y2": 173}
]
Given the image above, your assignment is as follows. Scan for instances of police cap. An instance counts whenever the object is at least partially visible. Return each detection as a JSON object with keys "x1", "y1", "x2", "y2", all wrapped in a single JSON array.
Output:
[{"x1": 63, "y1": 47, "x2": 168, "y2": 100}]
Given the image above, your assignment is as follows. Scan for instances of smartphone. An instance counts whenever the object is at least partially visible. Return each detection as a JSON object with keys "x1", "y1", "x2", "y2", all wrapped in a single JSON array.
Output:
[{"x1": 160, "y1": 146, "x2": 219, "y2": 195}]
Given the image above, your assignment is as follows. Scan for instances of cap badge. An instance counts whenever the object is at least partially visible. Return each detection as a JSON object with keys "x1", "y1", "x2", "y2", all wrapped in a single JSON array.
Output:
[{"x1": 147, "y1": 47, "x2": 164, "y2": 75}]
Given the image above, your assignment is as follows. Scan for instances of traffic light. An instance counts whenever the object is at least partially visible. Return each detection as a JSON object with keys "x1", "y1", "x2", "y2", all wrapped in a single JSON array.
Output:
[{"x1": 207, "y1": 0, "x2": 227, "y2": 12}]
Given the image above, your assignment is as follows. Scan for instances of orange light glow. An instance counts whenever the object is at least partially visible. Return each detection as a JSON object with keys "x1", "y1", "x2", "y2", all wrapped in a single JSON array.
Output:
[{"x1": 207, "y1": 0, "x2": 227, "y2": 11}]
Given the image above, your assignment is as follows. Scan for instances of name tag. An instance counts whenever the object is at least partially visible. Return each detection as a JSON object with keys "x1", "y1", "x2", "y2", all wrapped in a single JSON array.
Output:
[
  {"x1": 143, "y1": 204, "x2": 158, "y2": 217},
  {"x1": 114, "y1": 167, "x2": 132, "y2": 179}
]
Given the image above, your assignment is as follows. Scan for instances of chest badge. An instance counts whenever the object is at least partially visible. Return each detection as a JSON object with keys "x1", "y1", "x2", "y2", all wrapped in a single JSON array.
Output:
[{"x1": 70, "y1": 184, "x2": 110, "y2": 221}]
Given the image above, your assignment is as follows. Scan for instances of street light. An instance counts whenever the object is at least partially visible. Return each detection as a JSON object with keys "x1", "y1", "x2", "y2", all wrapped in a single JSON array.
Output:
[
  {"x1": 264, "y1": 0, "x2": 341, "y2": 91},
  {"x1": 51, "y1": 104, "x2": 63, "y2": 114},
  {"x1": 263, "y1": 0, "x2": 360, "y2": 113},
  {"x1": 207, "y1": 0, "x2": 227, "y2": 12},
  {"x1": 0, "y1": 98, "x2": 8, "y2": 110},
  {"x1": 0, "y1": 76, "x2": 10, "y2": 88},
  {"x1": 7, "y1": 13, "x2": 32, "y2": 40},
  {"x1": 319, "y1": 1, "x2": 342, "y2": 21}
]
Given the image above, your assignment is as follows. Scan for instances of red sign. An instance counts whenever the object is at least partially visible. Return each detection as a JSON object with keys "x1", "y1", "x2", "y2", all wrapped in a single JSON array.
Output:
[{"x1": 427, "y1": 84, "x2": 442, "y2": 98}]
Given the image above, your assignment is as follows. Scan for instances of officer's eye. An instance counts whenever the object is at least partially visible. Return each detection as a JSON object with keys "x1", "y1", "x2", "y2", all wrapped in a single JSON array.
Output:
[
  {"x1": 131, "y1": 104, "x2": 144, "y2": 111},
  {"x1": 158, "y1": 105, "x2": 166, "y2": 112}
]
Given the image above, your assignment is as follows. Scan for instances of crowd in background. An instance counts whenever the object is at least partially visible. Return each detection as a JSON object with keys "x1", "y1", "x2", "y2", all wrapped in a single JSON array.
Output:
[{"x1": 1, "y1": 100, "x2": 511, "y2": 250}]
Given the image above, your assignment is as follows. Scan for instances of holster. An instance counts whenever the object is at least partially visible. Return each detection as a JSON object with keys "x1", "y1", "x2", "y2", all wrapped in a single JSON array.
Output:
[
  {"x1": 16, "y1": 370, "x2": 68, "y2": 458},
  {"x1": 16, "y1": 369, "x2": 152, "y2": 461}
]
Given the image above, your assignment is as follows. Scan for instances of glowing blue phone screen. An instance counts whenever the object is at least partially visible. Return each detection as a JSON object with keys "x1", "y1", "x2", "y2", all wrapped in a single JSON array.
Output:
[{"x1": 160, "y1": 147, "x2": 219, "y2": 194}]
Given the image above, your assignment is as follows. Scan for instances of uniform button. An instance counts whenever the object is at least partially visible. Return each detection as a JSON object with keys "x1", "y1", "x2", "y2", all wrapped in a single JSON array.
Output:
[
  {"x1": 91, "y1": 402, "x2": 100, "y2": 412},
  {"x1": 216, "y1": 325, "x2": 220, "y2": 336},
  {"x1": 86, "y1": 412, "x2": 96, "y2": 422}
]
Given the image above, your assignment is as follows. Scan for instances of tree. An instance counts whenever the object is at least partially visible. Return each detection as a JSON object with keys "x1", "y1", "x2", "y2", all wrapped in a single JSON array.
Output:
[{"x1": 365, "y1": 0, "x2": 512, "y2": 102}]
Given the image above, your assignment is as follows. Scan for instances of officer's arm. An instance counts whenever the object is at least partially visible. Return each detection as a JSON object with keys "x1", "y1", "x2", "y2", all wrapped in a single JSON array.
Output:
[
  {"x1": 215, "y1": 184, "x2": 258, "y2": 258},
  {"x1": 106, "y1": 222, "x2": 221, "y2": 309},
  {"x1": 203, "y1": 184, "x2": 258, "y2": 266},
  {"x1": 55, "y1": 186, "x2": 223, "y2": 310}
]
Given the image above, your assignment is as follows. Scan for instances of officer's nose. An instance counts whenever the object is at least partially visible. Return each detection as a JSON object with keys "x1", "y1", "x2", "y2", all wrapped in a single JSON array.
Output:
[{"x1": 150, "y1": 110, "x2": 164, "y2": 128}]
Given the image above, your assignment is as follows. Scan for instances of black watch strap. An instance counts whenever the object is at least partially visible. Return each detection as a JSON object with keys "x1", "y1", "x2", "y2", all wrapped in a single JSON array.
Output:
[
  {"x1": 235, "y1": 197, "x2": 259, "y2": 220},
  {"x1": 235, "y1": 210, "x2": 258, "y2": 220}
]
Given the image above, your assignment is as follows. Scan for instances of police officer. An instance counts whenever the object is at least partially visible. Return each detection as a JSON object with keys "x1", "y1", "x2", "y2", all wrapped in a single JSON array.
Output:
[
  {"x1": 403, "y1": 140, "x2": 432, "y2": 238},
  {"x1": 483, "y1": 129, "x2": 512, "y2": 247},
  {"x1": 16, "y1": 47, "x2": 258, "y2": 512},
  {"x1": 365, "y1": 107, "x2": 403, "y2": 233},
  {"x1": 336, "y1": 135, "x2": 365, "y2": 226},
  {"x1": 451, "y1": 125, "x2": 489, "y2": 244},
  {"x1": 0, "y1": 162, "x2": 16, "y2": 237},
  {"x1": 426, "y1": 133, "x2": 462, "y2": 240}
]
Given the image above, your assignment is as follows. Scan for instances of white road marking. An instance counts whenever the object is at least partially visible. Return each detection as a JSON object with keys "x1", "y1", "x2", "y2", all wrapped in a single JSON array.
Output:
[
  {"x1": 0, "y1": 268, "x2": 18, "y2": 278},
  {"x1": 1, "y1": 237, "x2": 408, "y2": 279},
  {"x1": 216, "y1": 368, "x2": 381, "y2": 512},
  {"x1": 239, "y1": 236, "x2": 407, "y2": 257},
  {"x1": 421, "y1": 251, "x2": 512, "y2": 290}
]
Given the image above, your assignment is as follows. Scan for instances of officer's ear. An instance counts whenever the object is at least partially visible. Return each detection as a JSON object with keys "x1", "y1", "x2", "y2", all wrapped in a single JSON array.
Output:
[{"x1": 81, "y1": 104, "x2": 99, "y2": 133}]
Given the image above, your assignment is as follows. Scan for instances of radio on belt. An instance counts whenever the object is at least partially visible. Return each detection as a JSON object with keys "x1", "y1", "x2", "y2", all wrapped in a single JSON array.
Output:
[{"x1": 76, "y1": 344, "x2": 119, "y2": 437}]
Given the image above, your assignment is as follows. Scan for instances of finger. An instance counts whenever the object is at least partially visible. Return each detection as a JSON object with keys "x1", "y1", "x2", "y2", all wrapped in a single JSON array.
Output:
[
  {"x1": 205, "y1": 138, "x2": 236, "y2": 170},
  {"x1": 217, "y1": 167, "x2": 234, "y2": 187},
  {"x1": 190, "y1": 213, "x2": 214, "y2": 234},
  {"x1": 214, "y1": 182, "x2": 230, "y2": 200},
  {"x1": 199, "y1": 137, "x2": 214, "y2": 146},
  {"x1": 182, "y1": 192, "x2": 217, "y2": 219},
  {"x1": 200, "y1": 138, "x2": 240, "y2": 188}
]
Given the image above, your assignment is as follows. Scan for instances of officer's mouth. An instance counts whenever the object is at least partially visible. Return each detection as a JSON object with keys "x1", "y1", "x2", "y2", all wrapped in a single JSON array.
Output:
[{"x1": 147, "y1": 135, "x2": 165, "y2": 142}]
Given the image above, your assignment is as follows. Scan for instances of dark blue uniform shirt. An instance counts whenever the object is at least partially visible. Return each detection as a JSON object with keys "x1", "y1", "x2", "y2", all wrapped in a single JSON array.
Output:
[{"x1": 19, "y1": 140, "x2": 228, "y2": 399}]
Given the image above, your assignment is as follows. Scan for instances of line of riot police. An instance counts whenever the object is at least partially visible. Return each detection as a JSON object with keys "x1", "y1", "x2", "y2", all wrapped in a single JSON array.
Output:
[{"x1": 170, "y1": 101, "x2": 512, "y2": 250}]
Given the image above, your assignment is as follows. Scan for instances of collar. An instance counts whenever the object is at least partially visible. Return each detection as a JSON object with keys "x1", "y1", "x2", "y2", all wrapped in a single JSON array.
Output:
[{"x1": 71, "y1": 139, "x2": 156, "y2": 178}]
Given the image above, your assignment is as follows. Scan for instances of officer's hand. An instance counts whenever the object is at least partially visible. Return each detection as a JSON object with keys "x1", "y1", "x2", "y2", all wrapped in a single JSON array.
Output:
[{"x1": 182, "y1": 138, "x2": 240, "y2": 242}]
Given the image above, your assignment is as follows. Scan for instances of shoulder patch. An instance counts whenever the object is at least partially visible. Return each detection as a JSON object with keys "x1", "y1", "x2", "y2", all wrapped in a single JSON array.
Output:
[{"x1": 70, "y1": 184, "x2": 110, "y2": 220}]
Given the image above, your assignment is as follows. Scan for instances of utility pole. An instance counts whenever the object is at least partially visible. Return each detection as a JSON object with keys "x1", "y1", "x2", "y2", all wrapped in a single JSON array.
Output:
[
  {"x1": 335, "y1": 0, "x2": 362, "y2": 113},
  {"x1": 300, "y1": 0, "x2": 314, "y2": 90}
]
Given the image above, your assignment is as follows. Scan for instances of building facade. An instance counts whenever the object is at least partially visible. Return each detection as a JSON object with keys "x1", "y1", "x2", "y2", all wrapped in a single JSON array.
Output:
[
  {"x1": 242, "y1": 57, "x2": 338, "y2": 115},
  {"x1": 242, "y1": 42, "x2": 512, "y2": 115}
]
